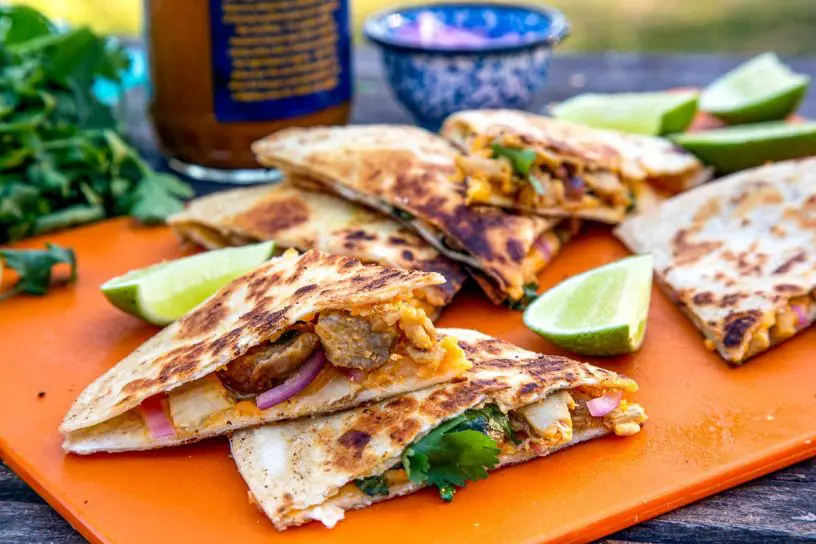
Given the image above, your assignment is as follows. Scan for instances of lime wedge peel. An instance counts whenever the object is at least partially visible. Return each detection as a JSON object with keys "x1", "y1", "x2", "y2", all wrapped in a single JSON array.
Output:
[
  {"x1": 524, "y1": 254, "x2": 654, "y2": 356},
  {"x1": 700, "y1": 53, "x2": 810, "y2": 125},
  {"x1": 670, "y1": 121, "x2": 816, "y2": 174},
  {"x1": 551, "y1": 91, "x2": 698, "y2": 135},
  {"x1": 101, "y1": 241, "x2": 275, "y2": 326}
]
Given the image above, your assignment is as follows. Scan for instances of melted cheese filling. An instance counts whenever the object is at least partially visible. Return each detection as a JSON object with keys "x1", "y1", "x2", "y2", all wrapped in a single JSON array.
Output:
[
  {"x1": 146, "y1": 302, "x2": 469, "y2": 438},
  {"x1": 455, "y1": 135, "x2": 633, "y2": 213},
  {"x1": 744, "y1": 293, "x2": 815, "y2": 359},
  {"x1": 286, "y1": 389, "x2": 647, "y2": 527}
]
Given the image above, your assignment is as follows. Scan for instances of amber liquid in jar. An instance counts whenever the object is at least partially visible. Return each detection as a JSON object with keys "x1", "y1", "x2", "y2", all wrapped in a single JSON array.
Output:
[{"x1": 147, "y1": 0, "x2": 352, "y2": 179}]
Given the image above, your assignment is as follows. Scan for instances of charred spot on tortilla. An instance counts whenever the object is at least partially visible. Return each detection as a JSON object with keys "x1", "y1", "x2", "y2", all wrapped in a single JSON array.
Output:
[
  {"x1": 235, "y1": 195, "x2": 310, "y2": 236},
  {"x1": 345, "y1": 230, "x2": 377, "y2": 242},
  {"x1": 775, "y1": 284, "x2": 804, "y2": 293},
  {"x1": 175, "y1": 298, "x2": 230, "y2": 340},
  {"x1": 692, "y1": 292, "x2": 715, "y2": 305},
  {"x1": 773, "y1": 252, "x2": 806, "y2": 274},
  {"x1": 720, "y1": 293, "x2": 747, "y2": 307},
  {"x1": 293, "y1": 284, "x2": 318, "y2": 297},
  {"x1": 338, "y1": 430, "x2": 371, "y2": 450},
  {"x1": 722, "y1": 312, "x2": 761, "y2": 348}
]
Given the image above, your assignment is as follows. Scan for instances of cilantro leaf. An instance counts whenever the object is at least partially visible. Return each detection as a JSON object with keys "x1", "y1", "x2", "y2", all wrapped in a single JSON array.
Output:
[
  {"x1": 0, "y1": 7, "x2": 193, "y2": 243},
  {"x1": 507, "y1": 282, "x2": 540, "y2": 311},
  {"x1": 402, "y1": 404, "x2": 514, "y2": 502},
  {"x1": 127, "y1": 174, "x2": 191, "y2": 225},
  {"x1": 0, "y1": 242, "x2": 77, "y2": 300},
  {"x1": 353, "y1": 475, "x2": 390, "y2": 497},
  {"x1": 491, "y1": 144, "x2": 537, "y2": 176}
]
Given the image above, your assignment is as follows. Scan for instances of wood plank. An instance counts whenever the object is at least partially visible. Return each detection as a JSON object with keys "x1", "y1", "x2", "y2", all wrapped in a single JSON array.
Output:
[{"x1": 2, "y1": 458, "x2": 814, "y2": 542}]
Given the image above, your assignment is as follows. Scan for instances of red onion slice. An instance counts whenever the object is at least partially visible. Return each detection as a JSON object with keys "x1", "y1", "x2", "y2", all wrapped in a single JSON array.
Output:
[
  {"x1": 140, "y1": 395, "x2": 175, "y2": 439},
  {"x1": 256, "y1": 350, "x2": 326, "y2": 410},
  {"x1": 587, "y1": 391, "x2": 623, "y2": 417},
  {"x1": 792, "y1": 304, "x2": 808, "y2": 328},
  {"x1": 534, "y1": 236, "x2": 553, "y2": 261},
  {"x1": 564, "y1": 176, "x2": 586, "y2": 200}
]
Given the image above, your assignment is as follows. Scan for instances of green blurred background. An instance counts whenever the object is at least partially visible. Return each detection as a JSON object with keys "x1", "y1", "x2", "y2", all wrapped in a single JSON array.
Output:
[{"x1": 16, "y1": 0, "x2": 816, "y2": 53}]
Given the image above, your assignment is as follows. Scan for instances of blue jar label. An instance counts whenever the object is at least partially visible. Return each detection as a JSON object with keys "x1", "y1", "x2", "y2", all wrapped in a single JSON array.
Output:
[{"x1": 208, "y1": 0, "x2": 352, "y2": 123}]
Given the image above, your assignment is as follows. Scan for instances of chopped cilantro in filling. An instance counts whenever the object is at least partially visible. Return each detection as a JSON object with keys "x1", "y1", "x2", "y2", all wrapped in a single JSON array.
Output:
[
  {"x1": 353, "y1": 475, "x2": 390, "y2": 497},
  {"x1": 401, "y1": 404, "x2": 516, "y2": 502}
]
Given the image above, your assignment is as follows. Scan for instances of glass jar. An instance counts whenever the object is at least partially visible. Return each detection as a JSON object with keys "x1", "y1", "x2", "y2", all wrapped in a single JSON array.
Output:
[{"x1": 146, "y1": 0, "x2": 352, "y2": 182}]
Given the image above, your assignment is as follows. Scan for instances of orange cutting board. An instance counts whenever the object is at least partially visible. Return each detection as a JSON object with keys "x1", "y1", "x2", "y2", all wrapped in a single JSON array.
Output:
[{"x1": 0, "y1": 218, "x2": 814, "y2": 544}]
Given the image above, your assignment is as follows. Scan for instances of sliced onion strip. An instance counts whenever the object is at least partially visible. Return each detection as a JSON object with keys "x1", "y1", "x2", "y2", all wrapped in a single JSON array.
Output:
[
  {"x1": 587, "y1": 391, "x2": 623, "y2": 417},
  {"x1": 792, "y1": 304, "x2": 808, "y2": 328},
  {"x1": 256, "y1": 350, "x2": 326, "y2": 410},
  {"x1": 534, "y1": 236, "x2": 553, "y2": 261},
  {"x1": 140, "y1": 395, "x2": 176, "y2": 439}
]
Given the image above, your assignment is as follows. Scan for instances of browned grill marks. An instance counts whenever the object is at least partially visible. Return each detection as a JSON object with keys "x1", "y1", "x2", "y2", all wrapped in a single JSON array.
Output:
[
  {"x1": 773, "y1": 252, "x2": 806, "y2": 274},
  {"x1": 237, "y1": 196, "x2": 309, "y2": 236},
  {"x1": 722, "y1": 312, "x2": 760, "y2": 348}
]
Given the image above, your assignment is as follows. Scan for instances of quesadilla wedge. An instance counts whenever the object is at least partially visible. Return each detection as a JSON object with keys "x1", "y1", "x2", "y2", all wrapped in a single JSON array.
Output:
[
  {"x1": 615, "y1": 158, "x2": 816, "y2": 364},
  {"x1": 60, "y1": 251, "x2": 470, "y2": 454},
  {"x1": 231, "y1": 328, "x2": 647, "y2": 530},
  {"x1": 441, "y1": 109, "x2": 711, "y2": 224},
  {"x1": 252, "y1": 125, "x2": 579, "y2": 306},
  {"x1": 168, "y1": 182, "x2": 468, "y2": 317}
]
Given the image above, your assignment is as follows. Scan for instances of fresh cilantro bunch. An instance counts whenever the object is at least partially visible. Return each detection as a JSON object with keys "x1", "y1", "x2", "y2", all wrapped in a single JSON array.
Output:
[
  {"x1": 0, "y1": 5, "x2": 192, "y2": 243},
  {"x1": 0, "y1": 242, "x2": 76, "y2": 300},
  {"x1": 402, "y1": 404, "x2": 518, "y2": 502}
]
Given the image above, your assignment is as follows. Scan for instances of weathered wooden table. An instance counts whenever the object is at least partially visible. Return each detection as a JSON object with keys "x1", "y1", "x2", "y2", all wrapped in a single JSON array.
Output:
[{"x1": 2, "y1": 49, "x2": 815, "y2": 544}]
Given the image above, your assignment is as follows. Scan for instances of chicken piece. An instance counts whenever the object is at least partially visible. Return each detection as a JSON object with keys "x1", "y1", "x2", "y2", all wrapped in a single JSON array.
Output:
[
  {"x1": 516, "y1": 391, "x2": 575, "y2": 445},
  {"x1": 603, "y1": 400, "x2": 648, "y2": 436},
  {"x1": 315, "y1": 311, "x2": 397, "y2": 370},
  {"x1": 219, "y1": 330, "x2": 319, "y2": 395}
]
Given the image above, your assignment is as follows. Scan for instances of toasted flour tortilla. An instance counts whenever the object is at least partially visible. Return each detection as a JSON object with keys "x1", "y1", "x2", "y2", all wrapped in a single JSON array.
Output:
[
  {"x1": 615, "y1": 158, "x2": 816, "y2": 364},
  {"x1": 442, "y1": 109, "x2": 710, "y2": 223},
  {"x1": 252, "y1": 125, "x2": 574, "y2": 304},
  {"x1": 231, "y1": 329, "x2": 646, "y2": 530},
  {"x1": 60, "y1": 251, "x2": 471, "y2": 453},
  {"x1": 168, "y1": 182, "x2": 467, "y2": 311}
]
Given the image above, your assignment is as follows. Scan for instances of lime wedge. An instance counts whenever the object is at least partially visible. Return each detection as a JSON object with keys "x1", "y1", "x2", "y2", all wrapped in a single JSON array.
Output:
[
  {"x1": 101, "y1": 241, "x2": 275, "y2": 325},
  {"x1": 552, "y1": 91, "x2": 698, "y2": 135},
  {"x1": 700, "y1": 53, "x2": 809, "y2": 124},
  {"x1": 670, "y1": 121, "x2": 816, "y2": 174},
  {"x1": 524, "y1": 254, "x2": 653, "y2": 356}
]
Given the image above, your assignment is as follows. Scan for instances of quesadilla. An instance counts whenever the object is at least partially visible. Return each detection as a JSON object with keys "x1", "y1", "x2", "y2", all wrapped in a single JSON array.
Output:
[
  {"x1": 615, "y1": 158, "x2": 816, "y2": 364},
  {"x1": 231, "y1": 328, "x2": 647, "y2": 530},
  {"x1": 168, "y1": 182, "x2": 468, "y2": 317},
  {"x1": 252, "y1": 125, "x2": 579, "y2": 306},
  {"x1": 60, "y1": 251, "x2": 470, "y2": 454},
  {"x1": 441, "y1": 109, "x2": 711, "y2": 224}
]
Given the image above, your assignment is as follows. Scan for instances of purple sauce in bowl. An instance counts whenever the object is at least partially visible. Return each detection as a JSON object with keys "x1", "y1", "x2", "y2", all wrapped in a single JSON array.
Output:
[{"x1": 363, "y1": 3, "x2": 569, "y2": 129}]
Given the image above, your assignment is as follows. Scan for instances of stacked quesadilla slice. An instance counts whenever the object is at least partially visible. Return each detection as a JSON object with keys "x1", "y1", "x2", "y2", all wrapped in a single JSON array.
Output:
[
  {"x1": 60, "y1": 251, "x2": 471, "y2": 453},
  {"x1": 615, "y1": 158, "x2": 816, "y2": 364},
  {"x1": 442, "y1": 109, "x2": 710, "y2": 224},
  {"x1": 168, "y1": 181, "x2": 468, "y2": 317},
  {"x1": 252, "y1": 124, "x2": 579, "y2": 306},
  {"x1": 231, "y1": 329, "x2": 647, "y2": 530}
]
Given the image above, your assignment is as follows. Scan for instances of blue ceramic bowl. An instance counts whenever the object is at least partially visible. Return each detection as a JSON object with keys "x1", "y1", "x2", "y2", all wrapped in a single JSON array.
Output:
[{"x1": 364, "y1": 2, "x2": 569, "y2": 130}]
